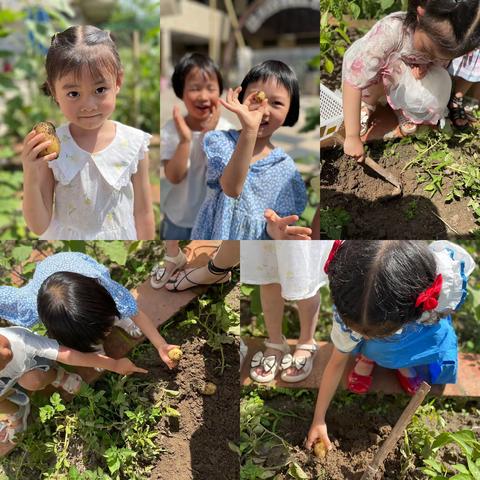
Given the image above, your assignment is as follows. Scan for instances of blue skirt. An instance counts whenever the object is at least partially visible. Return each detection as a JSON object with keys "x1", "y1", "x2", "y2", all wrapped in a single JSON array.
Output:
[{"x1": 352, "y1": 317, "x2": 458, "y2": 384}]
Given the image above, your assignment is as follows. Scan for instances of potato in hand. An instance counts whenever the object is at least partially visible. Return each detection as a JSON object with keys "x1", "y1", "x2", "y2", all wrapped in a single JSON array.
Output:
[
  {"x1": 33, "y1": 121, "x2": 61, "y2": 157},
  {"x1": 168, "y1": 348, "x2": 183, "y2": 362}
]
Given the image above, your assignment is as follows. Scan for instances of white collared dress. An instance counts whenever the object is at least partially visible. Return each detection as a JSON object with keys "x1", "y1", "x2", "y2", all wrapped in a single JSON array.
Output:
[{"x1": 41, "y1": 121, "x2": 151, "y2": 240}]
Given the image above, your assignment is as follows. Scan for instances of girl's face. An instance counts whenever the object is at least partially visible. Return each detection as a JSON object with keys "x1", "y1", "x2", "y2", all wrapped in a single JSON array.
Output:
[
  {"x1": 243, "y1": 78, "x2": 291, "y2": 138},
  {"x1": 53, "y1": 68, "x2": 122, "y2": 130},
  {"x1": 182, "y1": 67, "x2": 220, "y2": 123}
]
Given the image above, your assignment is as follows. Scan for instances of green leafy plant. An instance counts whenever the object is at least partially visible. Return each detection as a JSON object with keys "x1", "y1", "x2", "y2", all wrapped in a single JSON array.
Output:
[{"x1": 320, "y1": 207, "x2": 351, "y2": 239}]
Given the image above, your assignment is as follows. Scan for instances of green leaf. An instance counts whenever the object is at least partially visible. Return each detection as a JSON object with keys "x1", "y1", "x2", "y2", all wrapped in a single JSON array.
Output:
[
  {"x1": 324, "y1": 57, "x2": 334, "y2": 74},
  {"x1": 97, "y1": 241, "x2": 128, "y2": 265},
  {"x1": 11, "y1": 245, "x2": 32, "y2": 263},
  {"x1": 380, "y1": 0, "x2": 395, "y2": 10},
  {"x1": 288, "y1": 462, "x2": 309, "y2": 479}
]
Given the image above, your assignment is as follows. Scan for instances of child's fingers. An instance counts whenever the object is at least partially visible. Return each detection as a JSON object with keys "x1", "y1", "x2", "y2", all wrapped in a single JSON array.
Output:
[
  {"x1": 30, "y1": 140, "x2": 52, "y2": 160},
  {"x1": 40, "y1": 152, "x2": 58, "y2": 163},
  {"x1": 25, "y1": 132, "x2": 46, "y2": 151},
  {"x1": 218, "y1": 97, "x2": 237, "y2": 113},
  {"x1": 287, "y1": 227, "x2": 312, "y2": 238},
  {"x1": 23, "y1": 130, "x2": 37, "y2": 145}
]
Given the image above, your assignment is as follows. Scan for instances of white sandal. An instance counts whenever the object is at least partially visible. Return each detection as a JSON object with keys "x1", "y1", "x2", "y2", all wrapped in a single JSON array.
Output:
[
  {"x1": 150, "y1": 249, "x2": 188, "y2": 290},
  {"x1": 360, "y1": 102, "x2": 376, "y2": 136},
  {"x1": 396, "y1": 111, "x2": 417, "y2": 136},
  {"x1": 114, "y1": 316, "x2": 142, "y2": 338},
  {"x1": 0, "y1": 390, "x2": 30, "y2": 444},
  {"x1": 280, "y1": 343, "x2": 318, "y2": 383},
  {"x1": 51, "y1": 366, "x2": 83, "y2": 394},
  {"x1": 249, "y1": 338, "x2": 290, "y2": 383}
]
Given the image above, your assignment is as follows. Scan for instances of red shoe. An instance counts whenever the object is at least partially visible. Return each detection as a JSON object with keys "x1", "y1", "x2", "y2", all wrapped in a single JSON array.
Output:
[
  {"x1": 347, "y1": 355, "x2": 375, "y2": 394},
  {"x1": 396, "y1": 369, "x2": 423, "y2": 395}
]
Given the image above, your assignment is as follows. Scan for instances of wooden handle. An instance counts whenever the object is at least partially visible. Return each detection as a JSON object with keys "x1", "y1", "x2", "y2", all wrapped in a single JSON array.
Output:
[{"x1": 360, "y1": 381, "x2": 431, "y2": 480}]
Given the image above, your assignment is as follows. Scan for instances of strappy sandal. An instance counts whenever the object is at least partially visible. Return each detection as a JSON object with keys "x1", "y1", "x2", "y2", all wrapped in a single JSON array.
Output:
[
  {"x1": 280, "y1": 343, "x2": 318, "y2": 383},
  {"x1": 0, "y1": 390, "x2": 30, "y2": 444},
  {"x1": 51, "y1": 366, "x2": 83, "y2": 394},
  {"x1": 360, "y1": 102, "x2": 376, "y2": 136},
  {"x1": 396, "y1": 111, "x2": 417, "y2": 136},
  {"x1": 347, "y1": 355, "x2": 376, "y2": 394},
  {"x1": 249, "y1": 337, "x2": 290, "y2": 383},
  {"x1": 448, "y1": 94, "x2": 469, "y2": 129},
  {"x1": 114, "y1": 316, "x2": 142, "y2": 338},
  {"x1": 150, "y1": 248, "x2": 188, "y2": 290},
  {"x1": 165, "y1": 259, "x2": 232, "y2": 292}
]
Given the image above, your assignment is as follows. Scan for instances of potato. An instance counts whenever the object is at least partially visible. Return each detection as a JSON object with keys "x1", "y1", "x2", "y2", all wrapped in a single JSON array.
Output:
[
  {"x1": 313, "y1": 440, "x2": 327, "y2": 459},
  {"x1": 201, "y1": 382, "x2": 217, "y2": 396},
  {"x1": 254, "y1": 91, "x2": 266, "y2": 103},
  {"x1": 33, "y1": 122, "x2": 60, "y2": 157},
  {"x1": 167, "y1": 348, "x2": 183, "y2": 362}
]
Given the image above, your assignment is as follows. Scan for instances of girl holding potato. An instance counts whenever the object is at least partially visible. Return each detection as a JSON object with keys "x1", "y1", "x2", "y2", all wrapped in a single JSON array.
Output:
[
  {"x1": 307, "y1": 240, "x2": 475, "y2": 452},
  {"x1": 21, "y1": 25, "x2": 154, "y2": 240}
]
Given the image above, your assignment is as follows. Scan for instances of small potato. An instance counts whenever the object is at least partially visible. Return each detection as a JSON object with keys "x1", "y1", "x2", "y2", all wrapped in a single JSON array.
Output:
[
  {"x1": 201, "y1": 382, "x2": 217, "y2": 396},
  {"x1": 167, "y1": 348, "x2": 183, "y2": 362},
  {"x1": 33, "y1": 121, "x2": 61, "y2": 157},
  {"x1": 313, "y1": 440, "x2": 327, "y2": 459},
  {"x1": 254, "y1": 91, "x2": 266, "y2": 103}
]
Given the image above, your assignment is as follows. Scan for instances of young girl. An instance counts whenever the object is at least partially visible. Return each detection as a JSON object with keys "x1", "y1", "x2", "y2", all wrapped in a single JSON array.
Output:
[
  {"x1": 241, "y1": 241, "x2": 332, "y2": 383},
  {"x1": 343, "y1": 0, "x2": 480, "y2": 161},
  {"x1": 306, "y1": 240, "x2": 475, "y2": 451},
  {"x1": 448, "y1": 48, "x2": 480, "y2": 128},
  {"x1": 161, "y1": 52, "x2": 234, "y2": 240},
  {"x1": 0, "y1": 252, "x2": 179, "y2": 369},
  {"x1": 0, "y1": 325, "x2": 147, "y2": 444},
  {"x1": 190, "y1": 60, "x2": 307, "y2": 240},
  {"x1": 21, "y1": 26, "x2": 155, "y2": 240}
]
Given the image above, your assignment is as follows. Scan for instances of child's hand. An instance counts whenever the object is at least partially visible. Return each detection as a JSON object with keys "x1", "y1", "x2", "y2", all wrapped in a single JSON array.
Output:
[
  {"x1": 158, "y1": 344, "x2": 182, "y2": 369},
  {"x1": 411, "y1": 64, "x2": 428, "y2": 80},
  {"x1": 219, "y1": 87, "x2": 267, "y2": 134},
  {"x1": 173, "y1": 105, "x2": 192, "y2": 143},
  {"x1": 305, "y1": 422, "x2": 332, "y2": 451},
  {"x1": 264, "y1": 209, "x2": 312, "y2": 240},
  {"x1": 200, "y1": 100, "x2": 220, "y2": 132},
  {"x1": 21, "y1": 130, "x2": 58, "y2": 173},
  {"x1": 343, "y1": 135, "x2": 365, "y2": 162},
  {"x1": 113, "y1": 358, "x2": 148, "y2": 375}
]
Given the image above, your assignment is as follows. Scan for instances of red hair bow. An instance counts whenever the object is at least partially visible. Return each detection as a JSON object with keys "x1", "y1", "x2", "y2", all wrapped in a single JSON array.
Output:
[
  {"x1": 324, "y1": 240, "x2": 344, "y2": 274},
  {"x1": 415, "y1": 274, "x2": 443, "y2": 312}
]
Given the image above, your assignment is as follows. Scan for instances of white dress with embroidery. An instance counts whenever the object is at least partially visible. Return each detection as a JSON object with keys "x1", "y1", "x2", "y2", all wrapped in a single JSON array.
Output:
[
  {"x1": 240, "y1": 240, "x2": 333, "y2": 301},
  {"x1": 41, "y1": 122, "x2": 151, "y2": 240}
]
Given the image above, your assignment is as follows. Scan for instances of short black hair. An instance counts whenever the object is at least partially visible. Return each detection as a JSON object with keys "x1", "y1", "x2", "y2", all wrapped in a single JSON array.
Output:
[
  {"x1": 328, "y1": 241, "x2": 438, "y2": 338},
  {"x1": 171, "y1": 52, "x2": 223, "y2": 99},
  {"x1": 238, "y1": 60, "x2": 300, "y2": 127},
  {"x1": 38, "y1": 272, "x2": 119, "y2": 352}
]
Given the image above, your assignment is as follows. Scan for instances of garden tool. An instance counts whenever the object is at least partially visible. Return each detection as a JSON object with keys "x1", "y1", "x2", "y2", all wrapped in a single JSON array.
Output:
[
  {"x1": 360, "y1": 381, "x2": 431, "y2": 480},
  {"x1": 320, "y1": 84, "x2": 403, "y2": 198}
]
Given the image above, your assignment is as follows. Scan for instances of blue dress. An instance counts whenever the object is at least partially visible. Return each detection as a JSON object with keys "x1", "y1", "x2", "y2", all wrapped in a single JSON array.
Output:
[
  {"x1": 330, "y1": 241, "x2": 476, "y2": 385},
  {"x1": 0, "y1": 252, "x2": 138, "y2": 328},
  {"x1": 191, "y1": 130, "x2": 308, "y2": 240}
]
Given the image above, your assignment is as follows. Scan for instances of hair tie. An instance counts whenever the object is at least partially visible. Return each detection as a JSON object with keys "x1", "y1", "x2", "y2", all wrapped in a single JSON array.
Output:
[
  {"x1": 324, "y1": 240, "x2": 344, "y2": 274},
  {"x1": 415, "y1": 274, "x2": 443, "y2": 312}
]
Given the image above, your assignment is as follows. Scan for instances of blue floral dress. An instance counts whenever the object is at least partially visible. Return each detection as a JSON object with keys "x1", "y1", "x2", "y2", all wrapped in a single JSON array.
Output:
[
  {"x1": 330, "y1": 241, "x2": 476, "y2": 384},
  {"x1": 0, "y1": 252, "x2": 138, "y2": 328},
  {"x1": 190, "y1": 130, "x2": 307, "y2": 240}
]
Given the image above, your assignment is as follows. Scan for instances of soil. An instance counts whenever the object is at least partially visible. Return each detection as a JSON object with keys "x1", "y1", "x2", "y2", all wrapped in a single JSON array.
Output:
[
  {"x1": 321, "y1": 141, "x2": 478, "y2": 239},
  {"x1": 260, "y1": 393, "x2": 480, "y2": 480}
]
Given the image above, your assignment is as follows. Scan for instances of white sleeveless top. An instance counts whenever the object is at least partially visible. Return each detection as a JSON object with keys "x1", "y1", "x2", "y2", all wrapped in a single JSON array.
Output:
[{"x1": 41, "y1": 121, "x2": 151, "y2": 240}]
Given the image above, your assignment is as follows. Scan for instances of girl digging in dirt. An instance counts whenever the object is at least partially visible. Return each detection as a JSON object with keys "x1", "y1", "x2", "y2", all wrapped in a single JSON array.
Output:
[
  {"x1": 0, "y1": 252, "x2": 180, "y2": 370},
  {"x1": 22, "y1": 26, "x2": 154, "y2": 240},
  {"x1": 448, "y1": 48, "x2": 480, "y2": 128},
  {"x1": 190, "y1": 60, "x2": 307, "y2": 240},
  {"x1": 0, "y1": 325, "x2": 147, "y2": 446},
  {"x1": 343, "y1": 0, "x2": 480, "y2": 162},
  {"x1": 306, "y1": 240, "x2": 475, "y2": 452}
]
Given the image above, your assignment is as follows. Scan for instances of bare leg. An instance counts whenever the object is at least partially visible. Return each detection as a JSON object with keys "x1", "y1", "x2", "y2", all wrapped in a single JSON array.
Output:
[
  {"x1": 0, "y1": 398, "x2": 22, "y2": 447},
  {"x1": 362, "y1": 81, "x2": 385, "y2": 107},
  {"x1": 17, "y1": 369, "x2": 56, "y2": 391},
  {"x1": 165, "y1": 240, "x2": 240, "y2": 291},
  {"x1": 253, "y1": 283, "x2": 286, "y2": 377},
  {"x1": 449, "y1": 77, "x2": 473, "y2": 127},
  {"x1": 284, "y1": 294, "x2": 320, "y2": 375}
]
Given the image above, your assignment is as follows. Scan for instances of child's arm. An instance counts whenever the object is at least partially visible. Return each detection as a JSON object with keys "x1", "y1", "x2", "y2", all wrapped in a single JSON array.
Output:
[
  {"x1": 132, "y1": 152, "x2": 155, "y2": 240},
  {"x1": 21, "y1": 130, "x2": 57, "y2": 234},
  {"x1": 130, "y1": 309, "x2": 179, "y2": 369},
  {"x1": 342, "y1": 83, "x2": 365, "y2": 161},
  {"x1": 164, "y1": 106, "x2": 192, "y2": 184},
  {"x1": 57, "y1": 347, "x2": 147, "y2": 375},
  {"x1": 219, "y1": 87, "x2": 267, "y2": 197},
  {"x1": 306, "y1": 347, "x2": 350, "y2": 450}
]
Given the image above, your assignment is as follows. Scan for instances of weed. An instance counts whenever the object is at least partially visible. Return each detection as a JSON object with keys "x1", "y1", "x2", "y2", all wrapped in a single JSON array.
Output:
[
  {"x1": 320, "y1": 207, "x2": 351, "y2": 239},
  {"x1": 404, "y1": 200, "x2": 418, "y2": 220}
]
